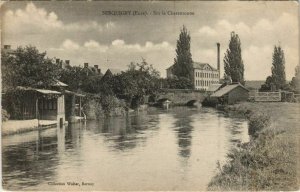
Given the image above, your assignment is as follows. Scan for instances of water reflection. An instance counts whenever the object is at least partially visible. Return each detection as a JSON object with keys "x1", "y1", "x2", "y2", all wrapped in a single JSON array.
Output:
[
  {"x1": 2, "y1": 107, "x2": 249, "y2": 191},
  {"x1": 2, "y1": 128, "x2": 59, "y2": 190},
  {"x1": 172, "y1": 108, "x2": 195, "y2": 159}
]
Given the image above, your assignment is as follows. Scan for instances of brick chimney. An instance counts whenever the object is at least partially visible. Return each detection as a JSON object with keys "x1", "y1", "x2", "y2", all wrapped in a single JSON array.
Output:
[
  {"x1": 56, "y1": 58, "x2": 60, "y2": 64},
  {"x1": 65, "y1": 60, "x2": 70, "y2": 65},
  {"x1": 4, "y1": 45, "x2": 11, "y2": 50},
  {"x1": 94, "y1": 65, "x2": 98, "y2": 69},
  {"x1": 84, "y1": 63, "x2": 88, "y2": 68},
  {"x1": 217, "y1": 43, "x2": 220, "y2": 79}
]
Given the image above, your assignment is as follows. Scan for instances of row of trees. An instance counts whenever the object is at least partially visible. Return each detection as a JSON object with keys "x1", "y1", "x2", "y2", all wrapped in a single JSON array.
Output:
[
  {"x1": 1, "y1": 46, "x2": 163, "y2": 109},
  {"x1": 171, "y1": 26, "x2": 245, "y2": 87},
  {"x1": 172, "y1": 25, "x2": 299, "y2": 93},
  {"x1": 260, "y1": 46, "x2": 300, "y2": 93}
]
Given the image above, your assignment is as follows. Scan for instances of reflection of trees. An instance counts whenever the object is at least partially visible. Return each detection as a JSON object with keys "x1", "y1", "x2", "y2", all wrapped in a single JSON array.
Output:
[
  {"x1": 65, "y1": 122, "x2": 84, "y2": 150},
  {"x1": 87, "y1": 113, "x2": 159, "y2": 151},
  {"x1": 2, "y1": 128, "x2": 59, "y2": 190},
  {"x1": 172, "y1": 107, "x2": 195, "y2": 159}
]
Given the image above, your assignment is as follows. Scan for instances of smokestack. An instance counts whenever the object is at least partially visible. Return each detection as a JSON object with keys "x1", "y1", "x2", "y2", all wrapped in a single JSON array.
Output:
[
  {"x1": 84, "y1": 63, "x2": 88, "y2": 68},
  {"x1": 217, "y1": 43, "x2": 220, "y2": 79}
]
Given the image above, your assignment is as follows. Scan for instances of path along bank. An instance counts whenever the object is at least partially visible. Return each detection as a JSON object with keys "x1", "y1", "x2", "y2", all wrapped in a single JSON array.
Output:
[{"x1": 208, "y1": 102, "x2": 299, "y2": 190}]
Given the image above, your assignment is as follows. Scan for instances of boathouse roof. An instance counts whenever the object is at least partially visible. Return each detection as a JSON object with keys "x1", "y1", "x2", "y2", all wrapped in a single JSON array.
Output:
[
  {"x1": 210, "y1": 83, "x2": 249, "y2": 97},
  {"x1": 207, "y1": 83, "x2": 222, "y2": 92},
  {"x1": 16, "y1": 86, "x2": 62, "y2": 95}
]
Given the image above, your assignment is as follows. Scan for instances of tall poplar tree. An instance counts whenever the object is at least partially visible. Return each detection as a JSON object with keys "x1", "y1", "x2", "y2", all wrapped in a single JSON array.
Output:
[
  {"x1": 224, "y1": 31, "x2": 245, "y2": 85},
  {"x1": 173, "y1": 25, "x2": 193, "y2": 80},
  {"x1": 290, "y1": 65, "x2": 300, "y2": 92},
  {"x1": 260, "y1": 45, "x2": 287, "y2": 91},
  {"x1": 271, "y1": 45, "x2": 286, "y2": 89}
]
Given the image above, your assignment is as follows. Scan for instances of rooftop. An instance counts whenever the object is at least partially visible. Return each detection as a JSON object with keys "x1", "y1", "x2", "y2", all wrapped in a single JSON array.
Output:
[
  {"x1": 207, "y1": 83, "x2": 222, "y2": 92},
  {"x1": 167, "y1": 62, "x2": 218, "y2": 71},
  {"x1": 211, "y1": 83, "x2": 249, "y2": 97}
]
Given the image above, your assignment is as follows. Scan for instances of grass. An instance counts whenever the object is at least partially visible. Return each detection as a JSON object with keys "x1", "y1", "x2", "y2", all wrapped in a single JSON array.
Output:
[{"x1": 208, "y1": 102, "x2": 300, "y2": 191}]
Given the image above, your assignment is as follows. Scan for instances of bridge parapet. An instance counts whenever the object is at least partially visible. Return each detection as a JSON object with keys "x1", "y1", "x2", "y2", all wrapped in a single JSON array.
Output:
[{"x1": 157, "y1": 89, "x2": 207, "y2": 105}]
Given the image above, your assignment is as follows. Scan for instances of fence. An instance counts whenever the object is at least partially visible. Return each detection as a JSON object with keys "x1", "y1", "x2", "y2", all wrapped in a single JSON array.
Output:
[{"x1": 254, "y1": 92, "x2": 281, "y2": 102}]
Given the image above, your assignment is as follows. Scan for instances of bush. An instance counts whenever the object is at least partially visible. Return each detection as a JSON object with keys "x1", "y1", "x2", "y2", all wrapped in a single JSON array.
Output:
[
  {"x1": 248, "y1": 113, "x2": 270, "y2": 137},
  {"x1": 83, "y1": 98, "x2": 103, "y2": 119},
  {"x1": 100, "y1": 95, "x2": 126, "y2": 116},
  {"x1": 2, "y1": 109, "x2": 10, "y2": 121}
]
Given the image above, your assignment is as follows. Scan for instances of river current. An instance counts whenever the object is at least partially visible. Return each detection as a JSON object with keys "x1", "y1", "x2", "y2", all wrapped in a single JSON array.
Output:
[{"x1": 2, "y1": 107, "x2": 249, "y2": 191}]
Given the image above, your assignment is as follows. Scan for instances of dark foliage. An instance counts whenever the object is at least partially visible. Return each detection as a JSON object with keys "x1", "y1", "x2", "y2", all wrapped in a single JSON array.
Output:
[
  {"x1": 224, "y1": 32, "x2": 245, "y2": 85},
  {"x1": 173, "y1": 25, "x2": 194, "y2": 80},
  {"x1": 1, "y1": 46, "x2": 60, "y2": 89},
  {"x1": 260, "y1": 46, "x2": 287, "y2": 91}
]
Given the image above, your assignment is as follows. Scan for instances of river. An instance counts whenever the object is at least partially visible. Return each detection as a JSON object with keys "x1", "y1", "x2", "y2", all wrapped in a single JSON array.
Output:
[{"x1": 2, "y1": 107, "x2": 249, "y2": 191}]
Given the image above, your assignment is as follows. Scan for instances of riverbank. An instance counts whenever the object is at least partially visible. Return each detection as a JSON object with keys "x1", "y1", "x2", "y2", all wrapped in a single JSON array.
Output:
[
  {"x1": 208, "y1": 102, "x2": 299, "y2": 190},
  {"x1": 2, "y1": 119, "x2": 60, "y2": 136}
]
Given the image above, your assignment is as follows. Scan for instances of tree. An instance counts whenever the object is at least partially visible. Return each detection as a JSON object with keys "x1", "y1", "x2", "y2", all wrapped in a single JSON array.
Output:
[
  {"x1": 173, "y1": 25, "x2": 193, "y2": 80},
  {"x1": 290, "y1": 65, "x2": 300, "y2": 92},
  {"x1": 59, "y1": 65, "x2": 103, "y2": 93},
  {"x1": 113, "y1": 59, "x2": 160, "y2": 108},
  {"x1": 271, "y1": 45, "x2": 286, "y2": 89},
  {"x1": 162, "y1": 77, "x2": 193, "y2": 89},
  {"x1": 224, "y1": 31, "x2": 245, "y2": 85},
  {"x1": 260, "y1": 45, "x2": 286, "y2": 91},
  {"x1": 260, "y1": 76, "x2": 274, "y2": 91},
  {"x1": 1, "y1": 46, "x2": 60, "y2": 89}
]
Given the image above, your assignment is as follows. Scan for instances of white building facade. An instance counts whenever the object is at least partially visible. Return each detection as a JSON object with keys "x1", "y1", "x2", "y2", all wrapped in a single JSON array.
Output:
[
  {"x1": 166, "y1": 62, "x2": 220, "y2": 90},
  {"x1": 193, "y1": 62, "x2": 220, "y2": 90}
]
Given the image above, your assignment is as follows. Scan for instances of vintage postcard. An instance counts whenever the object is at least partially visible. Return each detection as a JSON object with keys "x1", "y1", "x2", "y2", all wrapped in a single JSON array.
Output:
[{"x1": 1, "y1": 0, "x2": 299, "y2": 191}]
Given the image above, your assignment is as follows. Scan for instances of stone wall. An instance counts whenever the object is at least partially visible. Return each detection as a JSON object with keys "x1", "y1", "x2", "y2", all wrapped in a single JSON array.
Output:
[{"x1": 157, "y1": 89, "x2": 207, "y2": 105}]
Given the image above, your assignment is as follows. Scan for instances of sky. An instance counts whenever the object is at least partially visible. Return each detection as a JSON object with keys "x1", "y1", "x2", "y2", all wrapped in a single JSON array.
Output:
[{"x1": 1, "y1": 1, "x2": 299, "y2": 80}]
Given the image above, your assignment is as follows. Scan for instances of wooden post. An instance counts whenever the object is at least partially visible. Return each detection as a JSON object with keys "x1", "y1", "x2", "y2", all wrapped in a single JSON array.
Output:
[
  {"x1": 79, "y1": 96, "x2": 82, "y2": 118},
  {"x1": 36, "y1": 97, "x2": 39, "y2": 128}
]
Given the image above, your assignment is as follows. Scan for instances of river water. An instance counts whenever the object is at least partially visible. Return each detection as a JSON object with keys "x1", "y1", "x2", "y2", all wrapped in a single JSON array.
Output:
[{"x1": 2, "y1": 107, "x2": 249, "y2": 191}]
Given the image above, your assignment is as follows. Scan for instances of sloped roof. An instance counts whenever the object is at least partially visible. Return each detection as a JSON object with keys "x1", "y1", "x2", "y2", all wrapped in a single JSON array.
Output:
[
  {"x1": 211, "y1": 83, "x2": 249, "y2": 97},
  {"x1": 166, "y1": 62, "x2": 218, "y2": 71},
  {"x1": 52, "y1": 80, "x2": 68, "y2": 87},
  {"x1": 36, "y1": 89, "x2": 61, "y2": 95},
  {"x1": 193, "y1": 62, "x2": 218, "y2": 71},
  {"x1": 207, "y1": 84, "x2": 222, "y2": 92},
  {"x1": 109, "y1": 68, "x2": 122, "y2": 75},
  {"x1": 16, "y1": 86, "x2": 61, "y2": 95},
  {"x1": 65, "y1": 90, "x2": 85, "y2": 97}
]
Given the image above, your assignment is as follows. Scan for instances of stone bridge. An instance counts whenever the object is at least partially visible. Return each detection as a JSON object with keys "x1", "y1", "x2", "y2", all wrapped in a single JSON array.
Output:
[{"x1": 156, "y1": 89, "x2": 207, "y2": 105}]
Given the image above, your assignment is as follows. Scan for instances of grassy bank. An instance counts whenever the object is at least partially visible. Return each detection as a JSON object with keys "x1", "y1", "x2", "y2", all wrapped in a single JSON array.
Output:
[{"x1": 208, "y1": 102, "x2": 299, "y2": 191}]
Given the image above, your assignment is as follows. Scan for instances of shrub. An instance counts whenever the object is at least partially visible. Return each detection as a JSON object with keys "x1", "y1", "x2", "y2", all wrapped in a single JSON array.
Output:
[
  {"x1": 2, "y1": 109, "x2": 10, "y2": 121},
  {"x1": 248, "y1": 113, "x2": 270, "y2": 137}
]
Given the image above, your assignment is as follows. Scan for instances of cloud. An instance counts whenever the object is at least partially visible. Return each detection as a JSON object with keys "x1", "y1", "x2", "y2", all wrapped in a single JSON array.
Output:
[
  {"x1": 112, "y1": 39, "x2": 125, "y2": 46},
  {"x1": 61, "y1": 39, "x2": 80, "y2": 50},
  {"x1": 194, "y1": 12, "x2": 298, "y2": 80},
  {"x1": 84, "y1": 40, "x2": 108, "y2": 52},
  {"x1": 48, "y1": 39, "x2": 174, "y2": 74},
  {"x1": 3, "y1": 2, "x2": 113, "y2": 34}
]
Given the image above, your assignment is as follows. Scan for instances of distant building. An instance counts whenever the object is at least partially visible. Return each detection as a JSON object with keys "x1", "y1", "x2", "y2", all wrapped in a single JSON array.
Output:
[
  {"x1": 166, "y1": 43, "x2": 221, "y2": 90},
  {"x1": 2, "y1": 44, "x2": 16, "y2": 55},
  {"x1": 210, "y1": 83, "x2": 249, "y2": 105},
  {"x1": 3, "y1": 86, "x2": 66, "y2": 127},
  {"x1": 53, "y1": 58, "x2": 71, "y2": 69},
  {"x1": 103, "y1": 68, "x2": 122, "y2": 77},
  {"x1": 81, "y1": 62, "x2": 102, "y2": 76},
  {"x1": 166, "y1": 62, "x2": 220, "y2": 90}
]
